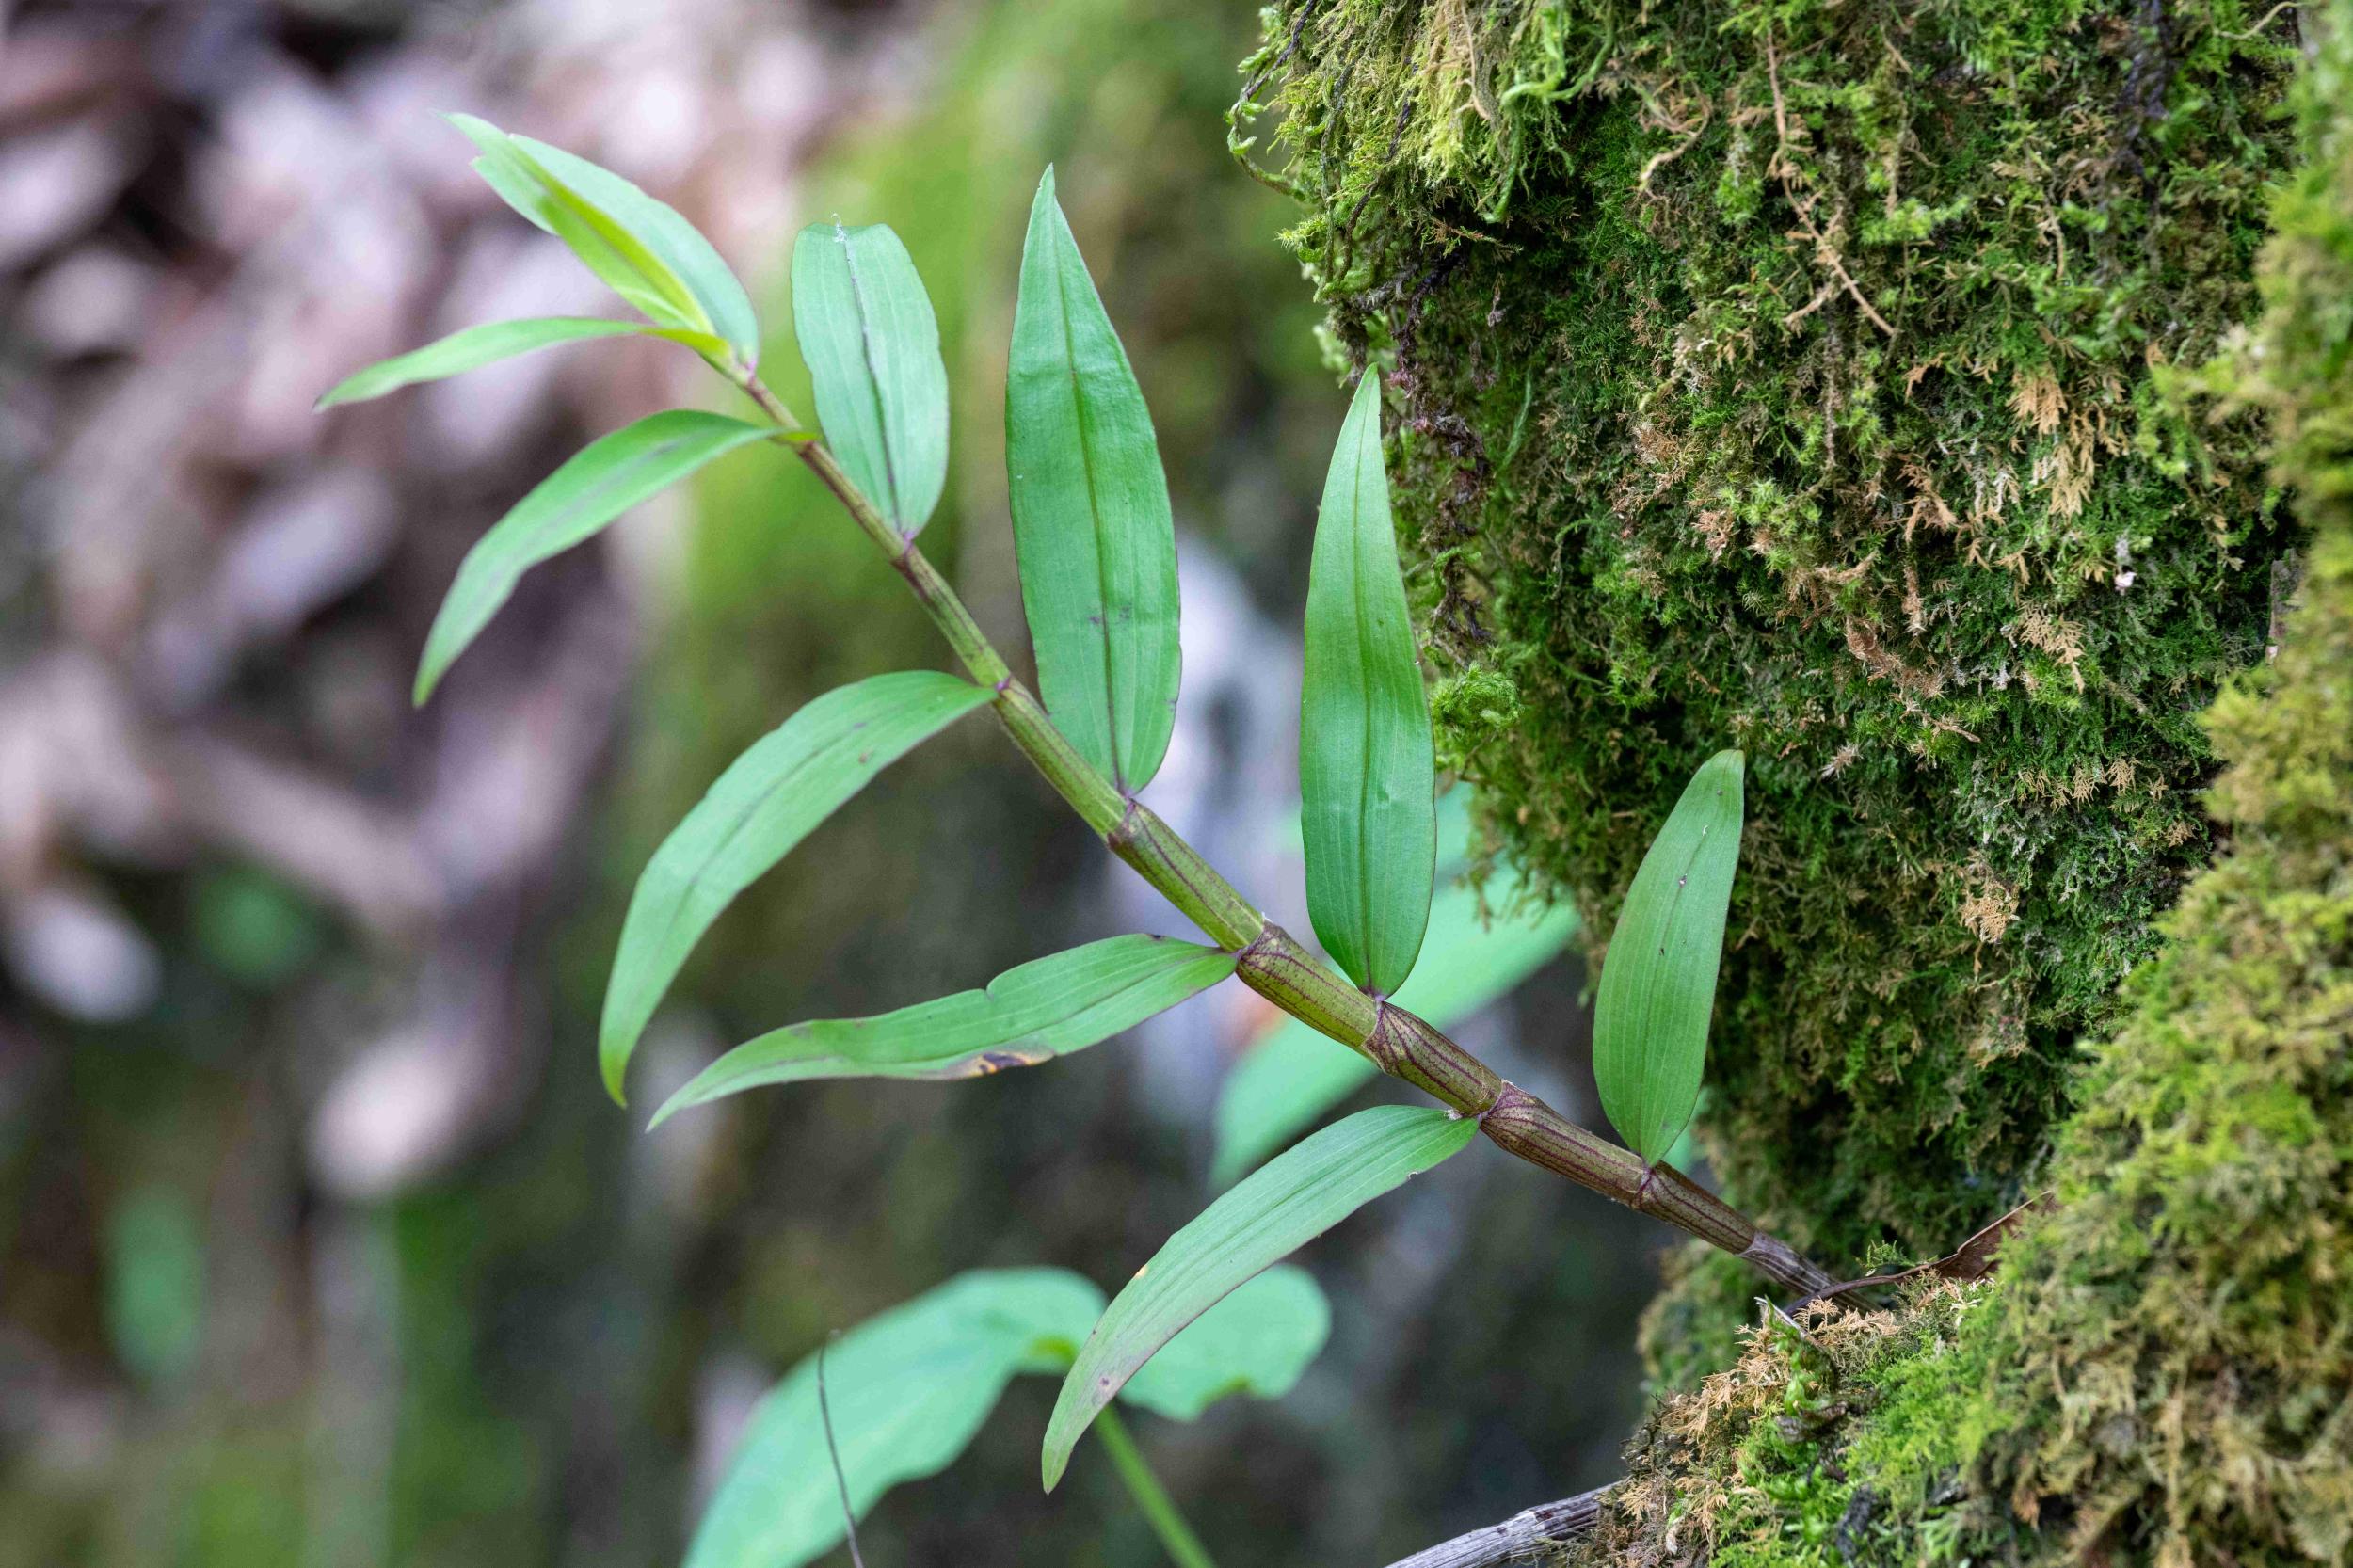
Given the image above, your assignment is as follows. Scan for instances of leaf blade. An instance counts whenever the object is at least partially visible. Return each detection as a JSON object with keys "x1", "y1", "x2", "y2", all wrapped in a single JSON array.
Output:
[
  {"x1": 1591, "y1": 748, "x2": 1745, "y2": 1164},
  {"x1": 416, "y1": 409, "x2": 770, "y2": 703},
  {"x1": 450, "y1": 115, "x2": 703, "y2": 334},
  {"x1": 1301, "y1": 374, "x2": 1435, "y2": 996},
  {"x1": 1040, "y1": 1104, "x2": 1475, "y2": 1490},
  {"x1": 791, "y1": 222, "x2": 950, "y2": 537},
  {"x1": 600, "y1": 670, "x2": 995, "y2": 1102},
  {"x1": 316, "y1": 317, "x2": 713, "y2": 409},
  {"x1": 1116, "y1": 1264, "x2": 1329, "y2": 1422},
  {"x1": 449, "y1": 115, "x2": 758, "y2": 363},
  {"x1": 649, "y1": 935, "x2": 1235, "y2": 1126},
  {"x1": 515, "y1": 134, "x2": 760, "y2": 364},
  {"x1": 1005, "y1": 167, "x2": 1182, "y2": 792},
  {"x1": 686, "y1": 1269, "x2": 1104, "y2": 1568}
]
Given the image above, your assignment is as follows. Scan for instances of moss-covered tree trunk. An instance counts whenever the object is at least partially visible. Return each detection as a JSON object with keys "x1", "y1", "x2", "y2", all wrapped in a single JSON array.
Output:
[{"x1": 1246, "y1": 0, "x2": 2349, "y2": 1560}]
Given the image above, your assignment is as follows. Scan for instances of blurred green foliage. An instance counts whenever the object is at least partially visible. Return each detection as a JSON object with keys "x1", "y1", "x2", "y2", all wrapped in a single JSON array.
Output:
[{"x1": 6, "y1": 6, "x2": 1653, "y2": 1565}]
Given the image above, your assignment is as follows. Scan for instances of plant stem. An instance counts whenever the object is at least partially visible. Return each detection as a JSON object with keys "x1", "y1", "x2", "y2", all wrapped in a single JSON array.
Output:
[
  {"x1": 1093, "y1": 1407, "x2": 1219, "y2": 1568},
  {"x1": 727, "y1": 366, "x2": 1833, "y2": 1297}
]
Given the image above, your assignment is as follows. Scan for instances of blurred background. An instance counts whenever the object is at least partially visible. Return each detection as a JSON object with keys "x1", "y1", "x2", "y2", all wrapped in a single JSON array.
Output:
[{"x1": 0, "y1": 1, "x2": 1663, "y2": 1562}]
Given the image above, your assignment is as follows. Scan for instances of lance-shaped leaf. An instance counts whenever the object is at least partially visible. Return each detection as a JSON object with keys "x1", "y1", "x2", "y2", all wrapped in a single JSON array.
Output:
[
  {"x1": 649, "y1": 936, "x2": 1234, "y2": 1127},
  {"x1": 1117, "y1": 1264, "x2": 1329, "y2": 1421},
  {"x1": 1210, "y1": 866, "x2": 1577, "y2": 1184},
  {"x1": 450, "y1": 115, "x2": 759, "y2": 365},
  {"x1": 317, "y1": 317, "x2": 718, "y2": 408},
  {"x1": 1592, "y1": 749, "x2": 1745, "y2": 1165},
  {"x1": 416, "y1": 410, "x2": 771, "y2": 703},
  {"x1": 1301, "y1": 374, "x2": 1435, "y2": 998},
  {"x1": 600, "y1": 671, "x2": 994, "y2": 1102},
  {"x1": 1041, "y1": 1104, "x2": 1475, "y2": 1490},
  {"x1": 792, "y1": 222, "x2": 949, "y2": 536},
  {"x1": 687, "y1": 1269, "x2": 1104, "y2": 1568},
  {"x1": 1005, "y1": 167, "x2": 1181, "y2": 792}
]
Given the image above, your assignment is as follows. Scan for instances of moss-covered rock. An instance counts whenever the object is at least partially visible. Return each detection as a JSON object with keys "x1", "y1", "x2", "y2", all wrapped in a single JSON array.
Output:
[
  {"x1": 1970, "y1": 15, "x2": 2353, "y2": 1555},
  {"x1": 1243, "y1": 0, "x2": 2303, "y2": 1265},
  {"x1": 1477, "y1": 8, "x2": 2353, "y2": 1561}
]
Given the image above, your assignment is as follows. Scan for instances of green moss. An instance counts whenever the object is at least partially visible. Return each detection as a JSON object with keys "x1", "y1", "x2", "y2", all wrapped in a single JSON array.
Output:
[
  {"x1": 1562, "y1": 1283, "x2": 2016, "y2": 1567},
  {"x1": 1247, "y1": 0, "x2": 2302, "y2": 1270},
  {"x1": 1969, "y1": 12, "x2": 2353, "y2": 1556},
  {"x1": 1461, "y1": 8, "x2": 2353, "y2": 1560}
]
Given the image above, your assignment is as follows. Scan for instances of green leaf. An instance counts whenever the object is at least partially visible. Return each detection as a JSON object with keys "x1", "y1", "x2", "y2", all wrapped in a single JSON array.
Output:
[
  {"x1": 791, "y1": 221, "x2": 950, "y2": 537},
  {"x1": 649, "y1": 936, "x2": 1234, "y2": 1127},
  {"x1": 686, "y1": 1269, "x2": 1104, "y2": 1568},
  {"x1": 449, "y1": 115, "x2": 759, "y2": 364},
  {"x1": 1592, "y1": 748, "x2": 1745, "y2": 1165},
  {"x1": 1117, "y1": 1264, "x2": 1329, "y2": 1421},
  {"x1": 1041, "y1": 1104, "x2": 1475, "y2": 1490},
  {"x1": 1209, "y1": 864, "x2": 1577, "y2": 1184},
  {"x1": 1301, "y1": 373, "x2": 1435, "y2": 997},
  {"x1": 316, "y1": 317, "x2": 718, "y2": 409},
  {"x1": 1006, "y1": 167, "x2": 1182, "y2": 792},
  {"x1": 600, "y1": 671, "x2": 994, "y2": 1103},
  {"x1": 415, "y1": 409, "x2": 770, "y2": 704}
]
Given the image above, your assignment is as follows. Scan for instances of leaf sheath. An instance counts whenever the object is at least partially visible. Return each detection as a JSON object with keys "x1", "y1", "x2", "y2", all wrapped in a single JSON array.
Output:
[{"x1": 1211, "y1": 865, "x2": 1577, "y2": 1183}]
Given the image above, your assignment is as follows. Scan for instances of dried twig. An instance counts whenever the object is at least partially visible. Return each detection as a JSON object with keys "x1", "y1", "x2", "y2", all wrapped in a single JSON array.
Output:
[
  {"x1": 1378, "y1": 1486, "x2": 1608, "y2": 1568},
  {"x1": 1792, "y1": 1191, "x2": 2057, "y2": 1309}
]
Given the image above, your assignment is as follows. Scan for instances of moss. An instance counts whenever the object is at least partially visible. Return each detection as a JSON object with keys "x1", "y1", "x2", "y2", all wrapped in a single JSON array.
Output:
[
  {"x1": 1245, "y1": 0, "x2": 2304, "y2": 1271},
  {"x1": 1556, "y1": 1284, "x2": 2016, "y2": 1567},
  {"x1": 1968, "y1": 11, "x2": 2353, "y2": 1557},
  {"x1": 1442, "y1": 8, "x2": 2353, "y2": 1560}
]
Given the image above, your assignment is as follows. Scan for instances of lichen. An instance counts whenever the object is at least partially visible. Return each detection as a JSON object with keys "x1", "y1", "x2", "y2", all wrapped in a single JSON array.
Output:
[{"x1": 1243, "y1": 0, "x2": 2304, "y2": 1273}]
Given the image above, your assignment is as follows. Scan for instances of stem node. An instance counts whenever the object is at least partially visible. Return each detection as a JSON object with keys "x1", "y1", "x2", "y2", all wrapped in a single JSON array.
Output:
[
  {"x1": 1235, "y1": 923, "x2": 1378, "y2": 1048},
  {"x1": 1368, "y1": 1004, "x2": 1501, "y2": 1114}
]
